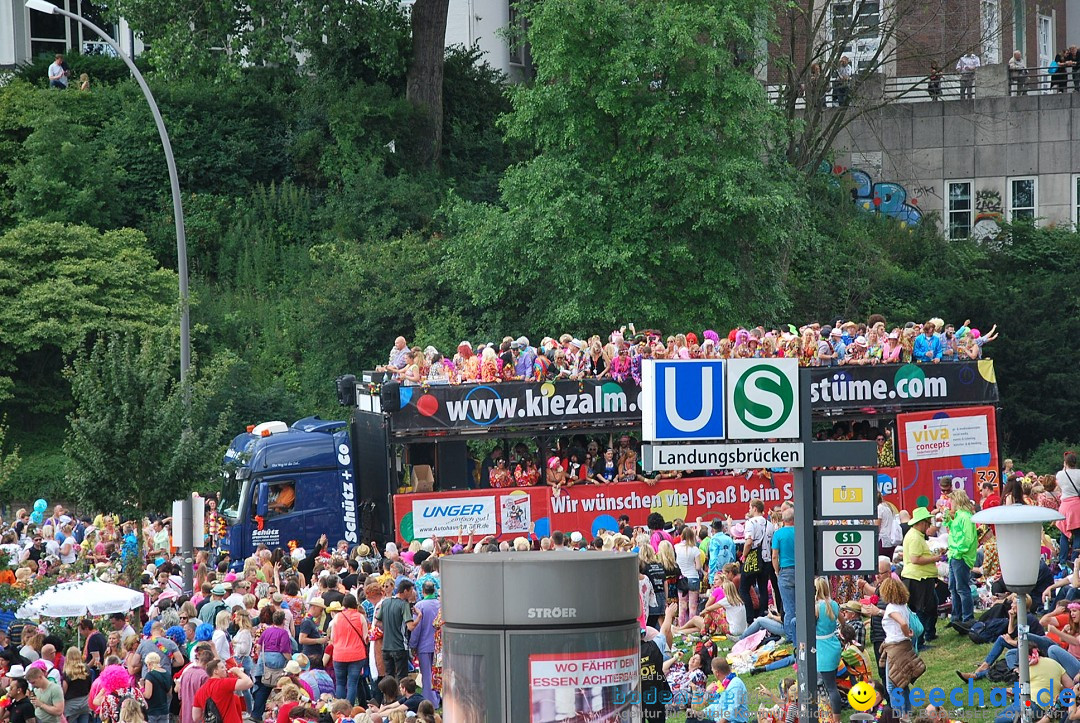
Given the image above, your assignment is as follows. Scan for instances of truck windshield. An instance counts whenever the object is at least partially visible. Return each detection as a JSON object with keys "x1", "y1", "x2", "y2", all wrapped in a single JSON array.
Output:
[{"x1": 219, "y1": 473, "x2": 245, "y2": 524}]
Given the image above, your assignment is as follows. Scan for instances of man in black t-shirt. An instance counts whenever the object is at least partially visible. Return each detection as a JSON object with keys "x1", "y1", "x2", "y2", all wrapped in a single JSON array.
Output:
[
  {"x1": 341, "y1": 560, "x2": 359, "y2": 590},
  {"x1": 26, "y1": 538, "x2": 43, "y2": 563},
  {"x1": 640, "y1": 631, "x2": 669, "y2": 721},
  {"x1": 396, "y1": 678, "x2": 424, "y2": 713},
  {"x1": 8, "y1": 678, "x2": 35, "y2": 723},
  {"x1": 78, "y1": 619, "x2": 107, "y2": 670}
]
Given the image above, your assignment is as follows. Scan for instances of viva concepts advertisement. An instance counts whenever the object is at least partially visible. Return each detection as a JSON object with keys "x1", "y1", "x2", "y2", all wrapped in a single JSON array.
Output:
[{"x1": 897, "y1": 405, "x2": 999, "y2": 509}]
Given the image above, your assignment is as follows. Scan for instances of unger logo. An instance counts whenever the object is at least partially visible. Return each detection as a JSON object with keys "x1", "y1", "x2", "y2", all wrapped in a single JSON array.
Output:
[{"x1": 733, "y1": 365, "x2": 794, "y2": 432}]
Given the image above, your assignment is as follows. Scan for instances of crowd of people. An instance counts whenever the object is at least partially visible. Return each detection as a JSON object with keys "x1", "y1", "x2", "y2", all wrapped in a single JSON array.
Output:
[
  {"x1": 3, "y1": 447, "x2": 1079, "y2": 723},
  {"x1": 374, "y1": 316, "x2": 997, "y2": 386},
  {"x1": 469, "y1": 417, "x2": 896, "y2": 492},
  {"x1": 0, "y1": 515, "x2": 444, "y2": 723}
]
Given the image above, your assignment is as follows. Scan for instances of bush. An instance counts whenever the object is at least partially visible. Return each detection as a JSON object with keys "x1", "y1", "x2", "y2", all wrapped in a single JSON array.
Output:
[{"x1": 12, "y1": 50, "x2": 150, "y2": 88}]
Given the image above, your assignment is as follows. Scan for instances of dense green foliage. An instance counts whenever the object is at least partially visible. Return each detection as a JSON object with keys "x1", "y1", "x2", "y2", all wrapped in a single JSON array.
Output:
[
  {"x1": 64, "y1": 333, "x2": 227, "y2": 516},
  {"x1": 0, "y1": 0, "x2": 1077, "y2": 510}
]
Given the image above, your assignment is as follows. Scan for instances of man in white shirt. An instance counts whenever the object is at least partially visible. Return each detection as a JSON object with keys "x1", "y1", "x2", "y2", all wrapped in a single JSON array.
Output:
[
  {"x1": 759, "y1": 511, "x2": 783, "y2": 621},
  {"x1": 47, "y1": 55, "x2": 67, "y2": 89},
  {"x1": 224, "y1": 580, "x2": 250, "y2": 609},
  {"x1": 956, "y1": 52, "x2": 981, "y2": 99},
  {"x1": 739, "y1": 500, "x2": 770, "y2": 624},
  {"x1": 38, "y1": 645, "x2": 62, "y2": 685}
]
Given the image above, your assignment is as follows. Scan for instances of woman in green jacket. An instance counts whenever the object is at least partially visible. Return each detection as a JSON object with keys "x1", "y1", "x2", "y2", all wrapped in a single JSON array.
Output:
[{"x1": 946, "y1": 489, "x2": 978, "y2": 625}]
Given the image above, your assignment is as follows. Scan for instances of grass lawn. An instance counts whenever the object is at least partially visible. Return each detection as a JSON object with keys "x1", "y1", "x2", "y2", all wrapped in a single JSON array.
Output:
[{"x1": 666, "y1": 627, "x2": 1015, "y2": 722}]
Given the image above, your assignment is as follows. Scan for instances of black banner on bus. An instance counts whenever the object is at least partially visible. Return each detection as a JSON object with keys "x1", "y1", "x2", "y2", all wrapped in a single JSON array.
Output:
[
  {"x1": 390, "y1": 379, "x2": 642, "y2": 431},
  {"x1": 385, "y1": 361, "x2": 998, "y2": 431},
  {"x1": 807, "y1": 360, "x2": 998, "y2": 411}
]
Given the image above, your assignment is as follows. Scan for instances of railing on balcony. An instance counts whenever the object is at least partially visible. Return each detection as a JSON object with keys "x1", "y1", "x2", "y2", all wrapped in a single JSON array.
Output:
[
  {"x1": 1007, "y1": 66, "x2": 1079, "y2": 95},
  {"x1": 765, "y1": 64, "x2": 1078, "y2": 107}
]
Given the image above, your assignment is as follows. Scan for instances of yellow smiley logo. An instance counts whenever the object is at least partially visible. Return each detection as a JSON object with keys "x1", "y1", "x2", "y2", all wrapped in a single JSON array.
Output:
[{"x1": 848, "y1": 681, "x2": 877, "y2": 711}]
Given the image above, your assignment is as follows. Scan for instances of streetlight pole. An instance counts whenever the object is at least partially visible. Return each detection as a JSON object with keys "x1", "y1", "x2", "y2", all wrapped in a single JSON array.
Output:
[
  {"x1": 972, "y1": 504, "x2": 1065, "y2": 723},
  {"x1": 26, "y1": 0, "x2": 193, "y2": 593},
  {"x1": 25, "y1": 0, "x2": 190, "y2": 390}
]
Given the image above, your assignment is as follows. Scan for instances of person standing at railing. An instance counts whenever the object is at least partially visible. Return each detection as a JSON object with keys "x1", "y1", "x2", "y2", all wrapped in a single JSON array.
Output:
[
  {"x1": 927, "y1": 62, "x2": 943, "y2": 100},
  {"x1": 1066, "y1": 46, "x2": 1080, "y2": 92},
  {"x1": 956, "y1": 51, "x2": 980, "y2": 100},
  {"x1": 1008, "y1": 51, "x2": 1028, "y2": 95},
  {"x1": 833, "y1": 56, "x2": 853, "y2": 107},
  {"x1": 1050, "y1": 54, "x2": 1068, "y2": 93}
]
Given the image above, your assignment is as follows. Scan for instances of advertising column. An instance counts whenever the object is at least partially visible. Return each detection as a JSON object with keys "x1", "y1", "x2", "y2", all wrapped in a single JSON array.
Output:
[{"x1": 441, "y1": 553, "x2": 642, "y2": 722}]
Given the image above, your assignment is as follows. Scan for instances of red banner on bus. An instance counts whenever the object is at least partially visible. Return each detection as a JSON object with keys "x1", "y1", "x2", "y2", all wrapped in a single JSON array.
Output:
[{"x1": 394, "y1": 471, "x2": 795, "y2": 543}]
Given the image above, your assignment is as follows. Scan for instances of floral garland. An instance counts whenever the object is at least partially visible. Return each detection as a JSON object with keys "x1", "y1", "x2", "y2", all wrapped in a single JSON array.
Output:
[{"x1": 718, "y1": 672, "x2": 736, "y2": 691}]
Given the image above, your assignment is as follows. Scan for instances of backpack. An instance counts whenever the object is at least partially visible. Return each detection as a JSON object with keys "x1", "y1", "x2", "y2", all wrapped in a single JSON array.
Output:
[
  {"x1": 202, "y1": 696, "x2": 224, "y2": 723},
  {"x1": 987, "y1": 659, "x2": 1018, "y2": 684},
  {"x1": 968, "y1": 617, "x2": 1009, "y2": 644},
  {"x1": 908, "y1": 610, "x2": 924, "y2": 648}
]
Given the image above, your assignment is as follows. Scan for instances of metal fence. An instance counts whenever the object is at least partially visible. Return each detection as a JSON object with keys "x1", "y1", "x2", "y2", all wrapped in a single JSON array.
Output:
[
  {"x1": 1007, "y1": 66, "x2": 1080, "y2": 95},
  {"x1": 766, "y1": 66, "x2": 1080, "y2": 107}
]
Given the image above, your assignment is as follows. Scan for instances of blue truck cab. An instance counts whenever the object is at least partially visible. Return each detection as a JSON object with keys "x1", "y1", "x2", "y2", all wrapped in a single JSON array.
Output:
[{"x1": 218, "y1": 417, "x2": 362, "y2": 562}]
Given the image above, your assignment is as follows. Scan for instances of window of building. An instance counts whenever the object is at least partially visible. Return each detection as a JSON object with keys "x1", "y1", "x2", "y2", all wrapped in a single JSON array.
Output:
[
  {"x1": 830, "y1": 1, "x2": 882, "y2": 72},
  {"x1": 28, "y1": 0, "x2": 68, "y2": 59},
  {"x1": 947, "y1": 181, "x2": 973, "y2": 239},
  {"x1": 508, "y1": 1, "x2": 528, "y2": 67},
  {"x1": 1007, "y1": 177, "x2": 1037, "y2": 221},
  {"x1": 1072, "y1": 175, "x2": 1080, "y2": 228},
  {"x1": 981, "y1": 0, "x2": 1001, "y2": 65},
  {"x1": 27, "y1": 0, "x2": 114, "y2": 59}
]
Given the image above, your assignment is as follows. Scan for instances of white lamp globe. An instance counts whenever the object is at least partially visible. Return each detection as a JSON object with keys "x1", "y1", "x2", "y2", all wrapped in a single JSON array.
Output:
[{"x1": 972, "y1": 504, "x2": 1064, "y2": 592}]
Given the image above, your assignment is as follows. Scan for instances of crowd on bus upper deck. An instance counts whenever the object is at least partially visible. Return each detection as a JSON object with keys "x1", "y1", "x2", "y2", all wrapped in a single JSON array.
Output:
[{"x1": 376, "y1": 316, "x2": 998, "y2": 386}]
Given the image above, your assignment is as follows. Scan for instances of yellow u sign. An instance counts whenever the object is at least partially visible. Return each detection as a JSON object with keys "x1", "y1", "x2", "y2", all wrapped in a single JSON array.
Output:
[{"x1": 833, "y1": 486, "x2": 863, "y2": 503}]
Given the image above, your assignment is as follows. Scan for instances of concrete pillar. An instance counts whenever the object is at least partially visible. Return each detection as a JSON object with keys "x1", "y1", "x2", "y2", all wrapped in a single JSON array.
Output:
[
  {"x1": 975, "y1": 63, "x2": 1008, "y2": 98},
  {"x1": 855, "y1": 71, "x2": 885, "y2": 107}
]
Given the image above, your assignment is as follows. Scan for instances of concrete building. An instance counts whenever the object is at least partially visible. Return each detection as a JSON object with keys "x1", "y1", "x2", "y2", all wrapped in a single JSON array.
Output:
[
  {"x1": 444, "y1": 0, "x2": 531, "y2": 79},
  {"x1": 767, "y1": 0, "x2": 1069, "y2": 102},
  {"x1": 2, "y1": 0, "x2": 521, "y2": 76},
  {"x1": 0, "y1": 0, "x2": 143, "y2": 69},
  {"x1": 829, "y1": 64, "x2": 1080, "y2": 236}
]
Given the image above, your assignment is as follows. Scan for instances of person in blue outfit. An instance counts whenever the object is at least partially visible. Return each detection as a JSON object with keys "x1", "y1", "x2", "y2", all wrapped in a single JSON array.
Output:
[
  {"x1": 815, "y1": 578, "x2": 843, "y2": 723},
  {"x1": 700, "y1": 658, "x2": 749, "y2": 723},
  {"x1": 912, "y1": 321, "x2": 943, "y2": 363}
]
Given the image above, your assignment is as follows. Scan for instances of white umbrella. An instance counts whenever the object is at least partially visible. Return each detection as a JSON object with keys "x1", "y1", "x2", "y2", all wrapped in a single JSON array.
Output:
[{"x1": 16, "y1": 580, "x2": 144, "y2": 619}]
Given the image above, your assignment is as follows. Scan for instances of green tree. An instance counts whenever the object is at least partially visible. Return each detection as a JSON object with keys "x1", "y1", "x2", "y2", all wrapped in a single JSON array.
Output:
[
  {"x1": 64, "y1": 333, "x2": 226, "y2": 517},
  {"x1": 441, "y1": 0, "x2": 801, "y2": 332},
  {"x1": 10, "y1": 115, "x2": 128, "y2": 229},
  {"x1": 0, "y1": 222, "x2": 176, "y2": 415},
  {"x1": 0, "y1": 418, "x2": 21, "y2": 492}
]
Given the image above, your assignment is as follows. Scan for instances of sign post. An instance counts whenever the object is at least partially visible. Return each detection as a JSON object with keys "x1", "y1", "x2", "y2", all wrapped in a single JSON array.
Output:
[
  {"x1": 172, "y1": 492, "x2": 204, "y2": 595},
  {"x1": 792, "y1": 370, "x2": 878, "y2": 722},
  {"x1": 639, "y1": 361, "x2": 880, "y2": 722}
]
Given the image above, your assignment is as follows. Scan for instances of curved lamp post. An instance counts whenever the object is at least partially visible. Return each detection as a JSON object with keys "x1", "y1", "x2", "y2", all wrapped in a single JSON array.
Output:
[
  {"x1": 25, "y1": 0, "x2": 190, "y2": 388},
  {"x1": 972, "y1": 504, "x2": 1064, "y2": 723},
  {"x1": 27, "y1": 0, "x2": 193, "y2": 593}
]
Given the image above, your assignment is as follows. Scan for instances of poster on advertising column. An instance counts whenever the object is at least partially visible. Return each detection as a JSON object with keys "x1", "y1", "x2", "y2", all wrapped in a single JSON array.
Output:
[{"x1": 529, "y1": 649, "x2": 640, "y2": 722}]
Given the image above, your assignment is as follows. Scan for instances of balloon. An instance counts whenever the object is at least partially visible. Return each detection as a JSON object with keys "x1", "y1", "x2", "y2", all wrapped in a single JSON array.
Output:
[{"x1": 33, "y1": 499, "x2": 47, "y2": 512}]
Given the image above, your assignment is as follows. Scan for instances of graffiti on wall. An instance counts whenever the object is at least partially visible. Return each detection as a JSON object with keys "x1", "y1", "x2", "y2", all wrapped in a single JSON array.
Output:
[
  {"x1": 849, "y1": 169, "x2": 923, "y2": 227},
  {"x1": 972, "y1": 188, "x2": 1003, "y2": 241},
  {"x1": 818, "y1": 161, "x2": 923, "y2": 227}
]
